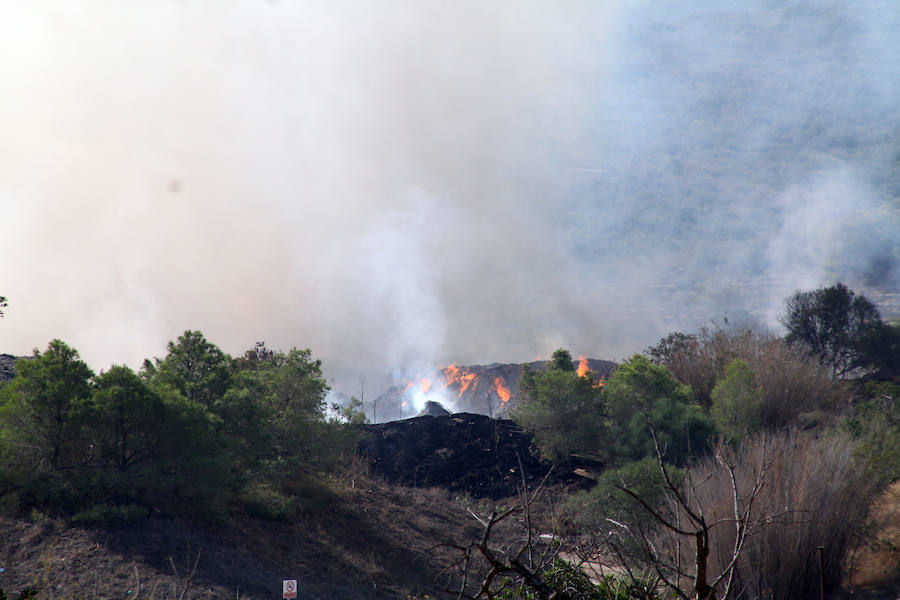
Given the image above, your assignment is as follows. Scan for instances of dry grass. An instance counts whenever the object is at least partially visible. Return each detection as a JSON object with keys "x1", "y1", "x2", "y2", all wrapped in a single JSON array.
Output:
[
  {"x1": 569, "y1": 430, "x2": 883, "y2": 600},
  {"x1": 847, "y1": 480, "x2": 900, "y2": 589},
  {"x1": 686, "y1": 431, "x2": 880, "y2": 599}
]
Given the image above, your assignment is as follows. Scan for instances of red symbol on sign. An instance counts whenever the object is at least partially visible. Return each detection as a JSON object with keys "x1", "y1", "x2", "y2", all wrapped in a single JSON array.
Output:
[{"x1": 286, "y1": 582, "x2": 295, "y2": 592}]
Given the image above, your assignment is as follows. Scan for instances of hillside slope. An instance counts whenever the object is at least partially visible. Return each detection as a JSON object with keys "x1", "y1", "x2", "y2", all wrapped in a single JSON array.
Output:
[{"x1": 0, "y1": 475, "x2": 484, "y2": 599}]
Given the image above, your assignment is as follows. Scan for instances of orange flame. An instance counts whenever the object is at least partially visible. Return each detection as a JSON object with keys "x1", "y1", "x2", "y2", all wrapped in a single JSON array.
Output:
[
  {"x1": 442, "y1": 363, "x2": 480, "y2": 398},
  {"x1": 443, "y1": 363, "x2": 460, "y2": 382},
  {"x1": 494, "y1": 377, "x2": 511, "y2": 406},
  {"x1": 577, "y1": 355, "x2": 590, "y2": 378},
  {"x1": 420, "y1": 378, "x2": 432, "y2": 394}
]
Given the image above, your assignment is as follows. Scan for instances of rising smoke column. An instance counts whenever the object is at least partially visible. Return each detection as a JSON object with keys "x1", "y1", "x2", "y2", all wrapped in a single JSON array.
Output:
[{"x1": 0, "y1": 1, "x2": 897, "y2": 394}]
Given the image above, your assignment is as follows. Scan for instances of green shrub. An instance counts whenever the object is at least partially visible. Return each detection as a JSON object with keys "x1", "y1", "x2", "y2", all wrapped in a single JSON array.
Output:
[
  {"x1": 238, "y1": 482, "x2": 297, "y2": 521},
  {"x1": 604, "y1": 355, "x2": 715, "y2": 465},
  {"x1": 710, "y1": 359, "x2": 763, "y2": 439},
  {"x1": 512, "y1": 350, "x2": 606, "y2": 461},
  {"x1": 847, "y1": 381, "x2": 900, "y2": 483}
]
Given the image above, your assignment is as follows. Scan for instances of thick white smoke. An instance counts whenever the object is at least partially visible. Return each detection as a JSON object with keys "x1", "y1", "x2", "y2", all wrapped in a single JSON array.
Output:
[{"x1": 1, "y1": 1, "x2": 898, "y2": 397}]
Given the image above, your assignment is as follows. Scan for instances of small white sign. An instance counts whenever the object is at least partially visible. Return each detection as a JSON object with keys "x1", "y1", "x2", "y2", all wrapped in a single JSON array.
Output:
[{"x1": 283, "y1": 579, "x2": 298, "y2": 599}]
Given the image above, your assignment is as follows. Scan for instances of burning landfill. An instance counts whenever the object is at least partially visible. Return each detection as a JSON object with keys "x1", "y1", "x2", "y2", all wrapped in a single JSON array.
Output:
[{"x1": 370, "y1": 357, "x2": 616, "y2": 422}]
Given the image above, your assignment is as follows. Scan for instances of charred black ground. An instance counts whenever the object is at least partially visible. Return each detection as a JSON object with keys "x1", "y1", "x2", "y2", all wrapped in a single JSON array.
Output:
[{"x1": 358, "y1": 411, "x2": 599, "y2": 499}]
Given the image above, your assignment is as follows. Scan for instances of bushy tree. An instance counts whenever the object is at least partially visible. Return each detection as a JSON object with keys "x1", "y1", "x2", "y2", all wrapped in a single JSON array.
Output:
[
  {"x1": 512, "y1": 348, "x2": 606, "y2": 461},
  {"x1": 780, "y1": 282, "x2": 882, "y2": 378},
  {"x1": 710, "y1": 359, "x2": 763, "y2": 440},
  {"x1": 71, "y1": 365, "x2": 233, "y2": 516},
  {"x1": 80, "y1": 366, "x2": 167, "y2": 473},
  {"x1": 144, "y1": 330, "x2": 232, "y2": 406},
  {"x1": 0, "y1": 332, "x2": 352, "y2": 520},
  {"x1": 151, "y1": 387, "x2": 236, "y2": 518},
  {"x1": 645, "y1": 331, "x2": 699, "y2": 372},
  {"x1": 603, "y1": 355, "x2": 715, "y2": 465},
  {"x1": 853, "y1": 321, "x2": 900, "y2": 380},
  {"x1": 569, "y1": 456, "x2": 680, "y2": 531},
  {"x1": 0, "y1": 341, "x2": 93, "y2": 473},
  {"x1": 0, "y1": 295, "x2": 7, "y2": 318},
  {"x1": 0, "y1": 341, "x2": 95, "y2": 511},
  {"x1": 549, "y1": 347, "x2": 576, "y2": 372}
]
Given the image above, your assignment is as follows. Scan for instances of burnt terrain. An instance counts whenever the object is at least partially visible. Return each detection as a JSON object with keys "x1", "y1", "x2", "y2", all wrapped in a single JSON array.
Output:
[{"x1": 359, "y1": 411, "x2": 599, "y2": 499}]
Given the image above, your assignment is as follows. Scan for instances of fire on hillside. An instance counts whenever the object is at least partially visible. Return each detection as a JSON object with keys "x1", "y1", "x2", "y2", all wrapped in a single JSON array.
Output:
[{"x1": 371, "y1": 358, "x2": 616, "y2": 422}]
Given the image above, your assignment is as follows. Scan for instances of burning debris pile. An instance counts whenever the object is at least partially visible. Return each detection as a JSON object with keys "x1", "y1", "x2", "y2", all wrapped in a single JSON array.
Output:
[
  {"x1": 371, "y1": 357, "x2": 616, "y2": 422},
  {"x1": 359, "y1": 411, "x2": 600, "y2": 499}
]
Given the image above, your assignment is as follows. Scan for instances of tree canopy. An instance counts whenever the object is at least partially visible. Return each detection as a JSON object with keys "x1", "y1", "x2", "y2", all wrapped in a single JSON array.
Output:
[
  {"x1": 603, "y1": 354, "x2": 715, "y2": 465},
  {"x1": 511, "y1": 348, "x2": 605, "y2": 461},
  {"x1": 780, "y1": 282, "x2": 882, "y2": 378},
  {"x1": 512, "y1": 350, "x2": 715, "y2": 466},
  {"x1": 0, "y1": 333, "x2": 351, "y2": 521}
]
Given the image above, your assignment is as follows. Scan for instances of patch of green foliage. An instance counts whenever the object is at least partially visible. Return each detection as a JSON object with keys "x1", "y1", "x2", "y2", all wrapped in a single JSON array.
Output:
[
  {"x1": 512, "y1": 349, "x2": 606, "y2": 461},
  {"x1": 71, "y1": 503, "x2": 149, "y2": 525},
  {"x1": 0, "y1": 333, "x2": 359, "y2": 522},
  {"x1": 603, "y1": 355, "x2": 715, "y2": 466},
  {"x1": 493, "y1": 559, "x2": 662, "y2": 600},
  {"x1": 568, "y1": 457, "x2": 683, "y2": 530},
  {"x1": 710, "y1": 359, "x2": 763, "y2": 440},
  {"x1": 512, "y1": 351, "x2": 715, "y2": 467},
  {"x1": 847, "y1": 381, "x2": 900, "y2": 483}
]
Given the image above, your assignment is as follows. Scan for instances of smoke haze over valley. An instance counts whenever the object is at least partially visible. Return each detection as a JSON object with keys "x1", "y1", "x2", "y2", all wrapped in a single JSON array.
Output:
[{"x1": 2, "y1": 1, "x2": 899, "y2": 392}]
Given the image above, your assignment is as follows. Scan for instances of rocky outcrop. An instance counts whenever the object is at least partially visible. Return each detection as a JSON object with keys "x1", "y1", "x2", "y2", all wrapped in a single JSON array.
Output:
[{"x1": 0, "y1": 353, "x2": 22, "y2": 383}]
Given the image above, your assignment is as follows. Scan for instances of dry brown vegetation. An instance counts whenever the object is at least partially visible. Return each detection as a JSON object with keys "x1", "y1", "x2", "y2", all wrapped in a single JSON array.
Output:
[
  {"x1": 649, "y1": 325, "x2": 849, "y2": 428},
  {"x1": 537, "y1": 430, "x2": 889, "y2": 600},
  {"x1": 847, "y1": 480, "x2": 900, "y2": 591},
  {"x1": 695, "y1": 431, "x2": 878, "y2": 599}
]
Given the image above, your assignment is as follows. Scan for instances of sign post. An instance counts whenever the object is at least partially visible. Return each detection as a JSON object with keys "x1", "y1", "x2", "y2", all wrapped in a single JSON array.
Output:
[{"x1": 283, "y1": 579, "x2": 298, "y2": 599}]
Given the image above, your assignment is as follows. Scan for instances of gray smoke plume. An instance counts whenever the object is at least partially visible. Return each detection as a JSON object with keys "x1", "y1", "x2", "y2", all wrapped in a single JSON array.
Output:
[{"x1": 1, "y1": 1, "x2": 898, "y2": 395}]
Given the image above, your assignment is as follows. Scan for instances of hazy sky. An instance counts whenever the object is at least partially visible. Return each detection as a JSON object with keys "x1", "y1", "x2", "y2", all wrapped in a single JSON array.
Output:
[{"x1": 2, "y1": 1, "x2": 898, "y2": 391}]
